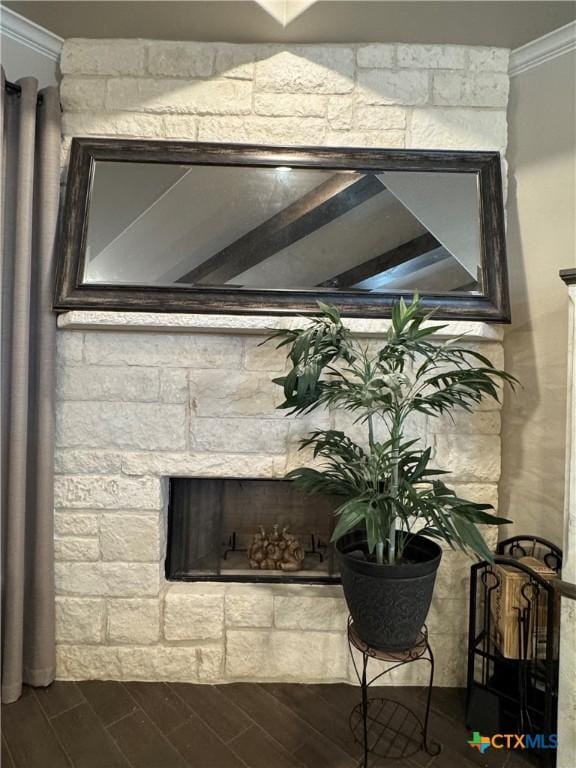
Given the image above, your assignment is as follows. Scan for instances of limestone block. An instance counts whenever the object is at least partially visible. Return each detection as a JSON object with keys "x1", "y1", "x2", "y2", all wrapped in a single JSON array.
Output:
[
  {"x1": 164, "y1": 589, "x2": 224, "y2": 640},
  {"x1": 121, "y1": 451, "x2": 286, "y2": 478},
  {"x1": 428, "y1": 410, "x2": 501, "y2": 435},
  {"x1": 482, "y1": 525, "x2": 500, "y2": 552},
  {"x1": 255, "y1": 47, "x2": 354, "y2": 94},
  {"x1": 429, "y1": 633, "x2": 468, "y2": 687},
  {"x1": 100, "y1": 514, "x2": 161, "y2": 562},
  {"x1": 468, "y1": 47, "x2": 510, "y2": 72},
  {"x1": 197, "y1": 115, "x2": 326, "y2": 145},
  {"x1": 57, "y1": 645, "x2": 122, "y2": 680},
  {"x1": 327, "y1": 97, "x2": 354, "y2": 130},
  {"x1": 62, "y1": 112, "x2": 166, "y2": 138},
  {"x1": 408, "y1": 108, "x2": 507, "y2": 152},
  {"x1": 426, "y1": 595, "x2": 468, "y2": 637},
  {"x1": 189, "y1": 370, "x2": 282, "y2": 418},
  {"x1": 60, "y1": 312, "x2": 504, "y2": 338},
  {"x1": 433, "y1": 72, "x2": 509, "y2": 108},
  {"x1": 214, "y1": 45, "x2": 257, "y2": 80},
  {"x1": 254, "y1": 93, "x2": 327, "y2": 117},
  {"x1": 84, "y1": 332, "x2": 242, "y2": 369},
  {"x1": 274, "y1": 595, "x2": 348, "y2": 631},
  {"x1": 56, "y1": 598, "x2": 104, "y2": 643},
  {"x1": 56, "y1": 402, "x2": 187, "y2": 451},
  {"x1": 434, "y1": 551, "x2": 472, "y2": 598},
  {"x1": 226, "y1": 629, "x2": 348, "y2": 680},
  {"x1": 433, "y1": 434, "x2": 501, "y2": 483},
  {"x1": 357, "y1": 70, "x2": 429, "y2": 106},
  {"x1": 57, "y1": 644, "x2": 198, "y2": 682},
  {"x1": 243, "y1": 336, "x2": 289, "y2": 373},
  {"x1": 56, "y1": 366, "x2": 160, "y2": 402},
  {"x1": 54, "y1": 475, "x2": 163, "y2": 510},
  {"x1": 55, "y1": 450, "x2": 123, "y2": 475},
  {"x1": 107, "y1": 599, "x2": 160, "y2": 644},
  {"x1": 60, "y1": 77, "x2": 106, "y2": 111},
  {"x1": 115, "y1": 646, "x2": 198, "y2": 682},
  {"x1": 147, "y1": 41, "x2": 215, "y2": 77},
  {"x1": 397, "y1": 44, "x2": 466, "y2": 69},
  {"x1": 190, "y1": 417, "x2": 289, "y2": 454},
  {"x1": 450, "y1": 483, "x2": 499, "y2": 509},
  {"x1": 55, "y1": 537, "x2": 100, "y2": 562},
  {"x1": 325, "y1": 130, "x2": 404, "y2": 148},
  {"x1": 356, "y1": 45, "x2": 395, "y2": 69},
  {"x1": 226, "y1": 585, "x2": 274, "y2": 627},
  {"x1": 106, "y1": 78, "x2": 252, "y2": 115},
  {"x1": 465, "y1": 341, "x2": 504, "y2": 370},
  {"x1": 160, "y1": 369, "x2": 188, "y2": 403},
  {"x1": 226, "y1": 628, "x2": 273, "y2": 678},
  {"x1": 284, "y1": 413, "x2": 332, "y2": 472},
  {"x1": 55, "y1": 562, "x2": 160, "y2": 597},
  {"x1": 197, "y1": 645, "x2": 225, "y2": 681},
  {"x1": 54, "y1": 512, "x2": 99, "y2": 537},
  {"x1": 57, "y1": 333, "x2": 83, "y2": 365},
  {"x1": 61, "y1": 40, "x2": 146, "y2": 76},
  {"x1": 162, "y1": 115, "x2": 197, "y2": 140},
  {"x1": 354, "y1": 106, "x2": 406, "y2": 131}
]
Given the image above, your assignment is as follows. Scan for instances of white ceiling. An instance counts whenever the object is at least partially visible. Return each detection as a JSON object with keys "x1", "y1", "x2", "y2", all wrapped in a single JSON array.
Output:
[{"x1": 4, "y1": 1, "x2": 576, "y2": 47}]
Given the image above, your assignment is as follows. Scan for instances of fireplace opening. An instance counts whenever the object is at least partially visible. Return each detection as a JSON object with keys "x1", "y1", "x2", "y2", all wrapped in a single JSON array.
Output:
[{"x1": 166, "y1": 478, "x2": 340, "y2": 584}]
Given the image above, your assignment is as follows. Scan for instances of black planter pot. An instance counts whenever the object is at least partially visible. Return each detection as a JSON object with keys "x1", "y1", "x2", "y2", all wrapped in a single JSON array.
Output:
[{"x1": 336, "y1": 531, "x2": 442, "y2": 652}]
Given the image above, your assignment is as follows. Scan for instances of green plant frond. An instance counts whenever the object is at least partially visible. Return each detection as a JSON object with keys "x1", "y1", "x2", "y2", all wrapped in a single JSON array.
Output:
[
  {"x1": 265, "y1": 294, "x2": 515, "y2": 563},
  {"x1": 299, "y1": 430, "x2": 366, "y2": 462}
]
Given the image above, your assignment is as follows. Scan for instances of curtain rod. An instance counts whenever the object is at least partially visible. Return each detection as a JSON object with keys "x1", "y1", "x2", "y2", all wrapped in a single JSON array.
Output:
[{"x1": 5, "y1": 79, "x2": 44, "y2": 103}]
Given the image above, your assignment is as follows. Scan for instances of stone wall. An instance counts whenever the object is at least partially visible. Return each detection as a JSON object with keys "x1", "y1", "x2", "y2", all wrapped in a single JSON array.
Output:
[
  {"x1": 55, "y1": 38, "x2": 510, "y2": 685},
  {"x1": 60, "y1": 39, "x2": 509, "y2": 157}
]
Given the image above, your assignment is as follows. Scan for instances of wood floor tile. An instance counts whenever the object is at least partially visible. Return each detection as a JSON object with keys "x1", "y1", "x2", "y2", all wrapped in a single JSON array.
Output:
[
  {"x1": 77, "y1": 681, "x2": 138, "y2": 727},
  {"x1": 229, "y1": 724, "x2": 306, "y2": 768},
  {"x1": 266, "y1": 683, "x2": 360, "y2": 758},
  {"x1": 35, "y1": 682, "x2": 85, "y2": 719},
  {"x1": 51, "y1": 702, "x2": 130, "y2": 768},
  {"x1": 428, "y1": 687, "x2": 467, "y2": 724},
  {"x1": 424, "y1": 708, "x2": 508, "y2": 768},
  {"x1": 124, "y1": 682, "x2": 189, "y2": 736},
  {"x1": 1, "y1": 692, "x2": 71, "y2": 768},
  {"x1": 293, "y1": 734, "x2": 358, "y2": 768},
  {"x1": 2, "y1": 683, "x2": 542, "y2": 768},
  {"x1": 170, "y1": 683, "x2": 251, "y2": 743},
  {"x1": 168, "y1": 713, "x2": 247, "y2": 768},
  {"x1": 307, "y1": 682, "x2": 362, "y2": 718},
  {"x1": 1, "y1": 735, "x2": 16, "y2": 768},
  {"x1": 108, "y1": 710, "x2": 189, "y2": 768},
  {"x1": 218, "y1": 683, "x2": 312, "y2": 753}
]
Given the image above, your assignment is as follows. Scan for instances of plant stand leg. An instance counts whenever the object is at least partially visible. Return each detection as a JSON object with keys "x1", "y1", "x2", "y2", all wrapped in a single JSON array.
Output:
[
  {"x1": 423, "y1": 641, "x2": 442, "y2": 756},
  {"x1": 361, "y1": 653, "x2": 369, "y2": 768}
]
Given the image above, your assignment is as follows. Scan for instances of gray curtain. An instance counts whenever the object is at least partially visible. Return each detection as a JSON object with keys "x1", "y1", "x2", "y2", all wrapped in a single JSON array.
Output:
[{"x1": 1, "y1": 72, "x2": 61, "y2": 703}]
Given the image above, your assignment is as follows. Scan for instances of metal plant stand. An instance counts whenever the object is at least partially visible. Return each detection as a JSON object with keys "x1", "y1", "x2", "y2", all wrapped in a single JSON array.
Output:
[{"x1": 347, "y1": 618, "x2": 442, "y2": 767}]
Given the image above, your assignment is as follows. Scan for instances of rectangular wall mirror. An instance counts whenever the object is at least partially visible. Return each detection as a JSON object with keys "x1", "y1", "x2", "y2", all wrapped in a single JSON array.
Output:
[{"x1": 54, "y1": 139, "x2": 510, "y2": 321}]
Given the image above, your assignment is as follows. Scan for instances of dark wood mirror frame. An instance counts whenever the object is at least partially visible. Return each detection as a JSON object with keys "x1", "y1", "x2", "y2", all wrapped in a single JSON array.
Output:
[{"x1": 54, "y1": 137, "x2": 510, "y2": 322}]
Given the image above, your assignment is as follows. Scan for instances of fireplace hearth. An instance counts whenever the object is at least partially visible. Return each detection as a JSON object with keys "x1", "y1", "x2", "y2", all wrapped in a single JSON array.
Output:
[{"x1": 166, "y1": 478, "x2": 340, "y2": 583}]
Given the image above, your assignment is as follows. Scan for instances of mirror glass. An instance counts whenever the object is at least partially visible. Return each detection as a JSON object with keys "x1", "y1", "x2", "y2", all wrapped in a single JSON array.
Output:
[{"x1": 83, "y1": 161, "x2": 482, "y2": 295}]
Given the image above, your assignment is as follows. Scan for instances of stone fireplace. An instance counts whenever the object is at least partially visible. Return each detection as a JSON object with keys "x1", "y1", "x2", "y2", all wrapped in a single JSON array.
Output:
[
  {"x1": 166, "y1": 478, "x2": 338, "y2": 583},
  {"x1": 54, "y1": 36, "x2": 509, "y2": 686}
]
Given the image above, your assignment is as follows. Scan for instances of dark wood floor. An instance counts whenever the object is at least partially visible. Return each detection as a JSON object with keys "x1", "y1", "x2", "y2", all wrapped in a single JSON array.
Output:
[{"x1": 2, "y1": 682, "x2": 538, "y2": 768}]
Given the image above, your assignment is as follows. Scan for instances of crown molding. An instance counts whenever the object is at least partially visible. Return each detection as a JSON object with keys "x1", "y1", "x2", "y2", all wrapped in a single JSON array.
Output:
[
  {"x1": 0, "y1": 6, "x2": 63, "y2": 62},
  {"x1": 510, "y1": 20, "x2": 576, "y2": 77}
]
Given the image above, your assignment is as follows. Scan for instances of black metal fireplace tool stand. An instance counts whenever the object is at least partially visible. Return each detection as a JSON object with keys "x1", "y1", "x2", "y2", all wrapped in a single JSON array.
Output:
[{"x1": 347, "y1": 618, "x2": 442, "y2": 767}]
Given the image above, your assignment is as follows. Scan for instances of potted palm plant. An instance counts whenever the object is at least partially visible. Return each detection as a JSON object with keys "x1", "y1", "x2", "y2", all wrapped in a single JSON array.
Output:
[{"x1": 266, "y1": 294, "x2": 516, "y2": 652}]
